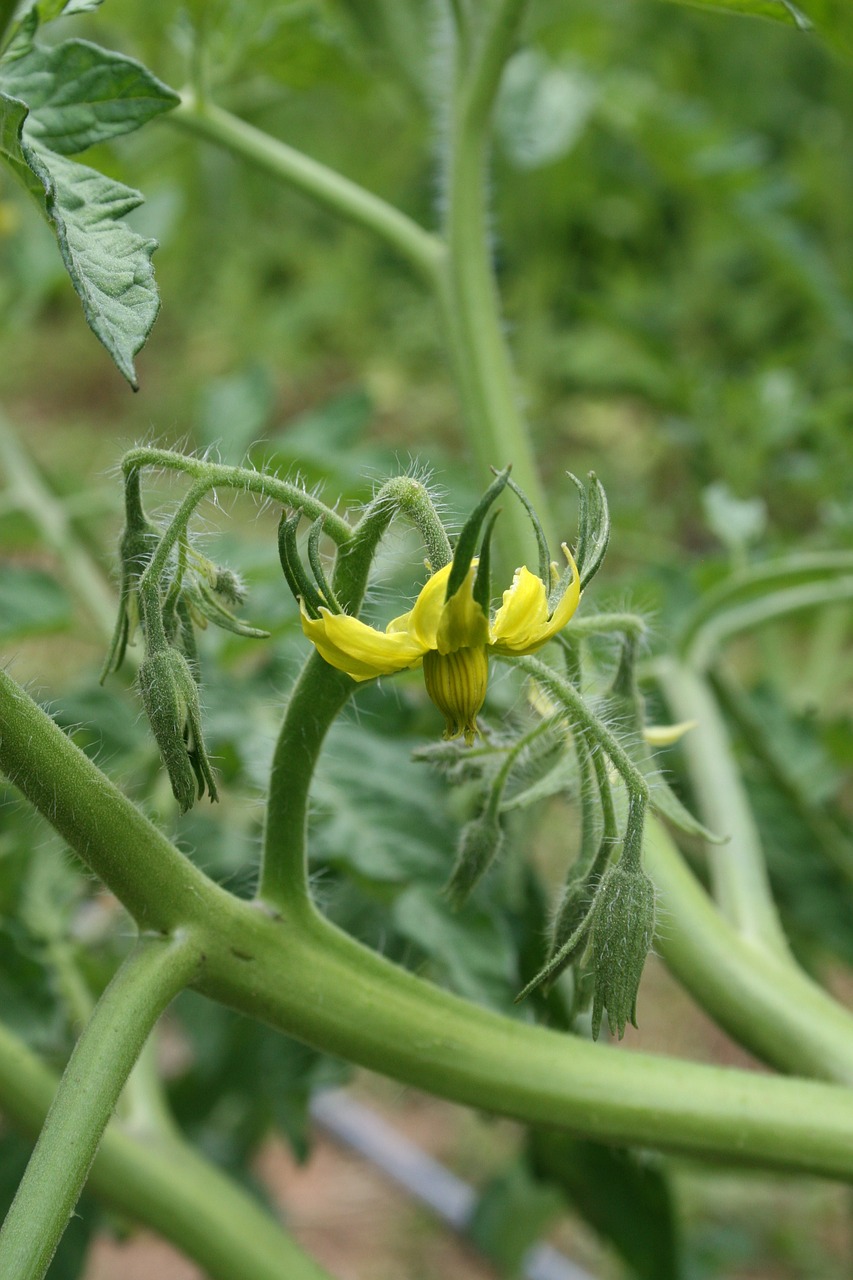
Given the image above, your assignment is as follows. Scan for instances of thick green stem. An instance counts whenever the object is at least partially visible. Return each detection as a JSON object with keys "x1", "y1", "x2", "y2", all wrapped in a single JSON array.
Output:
[
  {"x1": 193, "y1": 895, "x2": 853, "y2": 1182},
  {"x1": 0, "y1": 667, "x2": 224, "y2": 931},
  {"x1": 0, "y1": 936, "x2": 199, "y2": 1280},
  {"x1": 646, "y1": 815, "x2": 853, "y2": 1085},
  {"x1": 11, "y1": 661, "x2": 853, "y2": 1180},
  {"x1": 437, "y1": 0, "x2": 553, "y2": 561},
  {"x1": 0, "y1": 1019, "x2": 331, "y2": 1280},
  {"x1": 170, "y1": 95, "x2": 444, "y2": 287},
  {"x1": 260, "y1": 653, "x2": 354, "y2": 910},
  {"x1": 653, "y1": 656, "x2": 790, "y2": 959}
]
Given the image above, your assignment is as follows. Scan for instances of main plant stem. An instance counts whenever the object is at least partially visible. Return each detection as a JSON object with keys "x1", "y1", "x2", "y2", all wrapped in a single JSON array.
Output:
[
  {"x1": 8, "y1": 667, "x2": 853, "y2": 1179},
  {"x1": 0, "y1": 935, "x2": 198, "y2": 1280},
  {"x1": 437, "y1": 0, "x2": 554, "y2": 560},
  {"x1": 170, "y1": 0, "x2": 556, "y2": 566}
]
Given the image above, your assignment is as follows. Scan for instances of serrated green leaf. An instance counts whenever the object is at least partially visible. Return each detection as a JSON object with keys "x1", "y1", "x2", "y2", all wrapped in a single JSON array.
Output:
[
  {"x1": 0, "y1": 39, "x2": 179, "y2": 155},
  {"x1": 37, "y1": 147, "x2": 160, "y2": 387},
  {"x1": 0, "y1": 90, "x2": 39, "y2": 194},
  {"x1": 0, "y1": 94, "x2": 160, "y2": 385}
]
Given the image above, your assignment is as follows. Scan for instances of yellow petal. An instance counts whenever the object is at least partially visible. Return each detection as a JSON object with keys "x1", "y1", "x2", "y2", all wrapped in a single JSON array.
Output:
[
  {"x1": 489, "y1": 566, "x2": 549, "y2": 652},
  {"x1": 301, "y1": 607, "x2": 426, "y2": 682},
  {"x1": 490, "y1": 547, "x2": 581, "y2": 656},
  {"x1": 643, "y1": 720, "x2": 697, "y2": 747},
  {"x1": 397, "y1": 562, "x2": 454, "y2": 649},
  {"x1": 436, "y1": 565, "x2": 489, "y2": 654}
]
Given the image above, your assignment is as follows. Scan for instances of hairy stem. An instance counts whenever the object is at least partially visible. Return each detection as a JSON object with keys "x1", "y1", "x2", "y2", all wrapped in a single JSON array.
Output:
[
  {"x1": 437, "y1": 0, "x2": 552, "y2": 560},
  {"x1": 0, "y1": 1018, "x2": 331, "y2": 1280},
  {"x1": 122, "y1": 450, "x2": 352, "y2": 545},
  {"x1": 0, "y1": 936, "x2": 199, "y2": 1280},
  {"x1": 10, "y1": 662, "x2": 853, "y2": 1180},
  {"x1": 194, "y1": 893, "x2": 853, "y2": 1183},
  {"x1": 0, "y1": 667, "x2": 224, "y2": 931}
]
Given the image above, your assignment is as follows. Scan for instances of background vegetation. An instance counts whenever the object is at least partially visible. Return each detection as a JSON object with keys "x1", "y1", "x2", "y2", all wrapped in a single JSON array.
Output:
[{"x1": 2, "y1": 1, "x2": 853, "y2": 1275}]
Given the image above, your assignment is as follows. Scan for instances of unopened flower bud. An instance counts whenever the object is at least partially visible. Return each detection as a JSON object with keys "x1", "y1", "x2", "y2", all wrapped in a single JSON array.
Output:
[
  {"x1": 138, "y1": 646, "x2": 218, "y2": 812},
  {"x1": 589, "y1": 861, "x2": 656, "y2": 1041},
  {"x1": 213, "y1": 566, "x2": 247, "y2": 605},
  {"x1": 445, "y1": 808, "x2": 504, "y2": 908}
]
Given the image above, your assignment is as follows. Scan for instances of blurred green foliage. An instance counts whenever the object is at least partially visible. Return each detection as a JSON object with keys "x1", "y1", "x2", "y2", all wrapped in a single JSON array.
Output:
[{"x1": 2, "y1": 1, "x2": 853, "y2": 1277}]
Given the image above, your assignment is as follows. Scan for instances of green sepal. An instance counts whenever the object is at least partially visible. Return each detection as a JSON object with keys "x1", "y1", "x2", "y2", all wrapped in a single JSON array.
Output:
[
  {"x1": 473, "y1": 508, "x2": 501, "y2": 615},
  {"x1": 445, "y1": 466, "x2": 510, "y2": 602},
  {"x1": 100, "y1": 469, "x2": 160, "y2": 680},
  {"x1": 277, "y1": 511, "x2": 325, "y2": 617},
  {"x1": 501, "y1": 471, "x2": 551, "y2": 587},
  {"x1": 648, "y1": 777, "x2": 726, "y2": 845},
  {"x1": 307, "y1": 516, "x2": 343, "y2": 614},
  {"x1": 185, "y1": 580, "x2": 270, "y2": 639},
  {"x1": 565, "y1": 471, "x2": 610, "y2": 595}
]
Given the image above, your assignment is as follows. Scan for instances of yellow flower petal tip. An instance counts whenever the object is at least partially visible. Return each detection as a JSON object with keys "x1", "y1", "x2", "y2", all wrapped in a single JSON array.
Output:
[{"x1": 643, "y1": 720, "x2": 698, "y2": 747}]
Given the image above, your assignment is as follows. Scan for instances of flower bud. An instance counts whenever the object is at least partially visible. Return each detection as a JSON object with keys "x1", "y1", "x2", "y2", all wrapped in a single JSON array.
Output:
[
  {"x1": 589, "y1": 861, "x2": 656, "y2": 1041},
  {"x1": 138, "y1": 646, "x2": 218, "y2": 812},
  {"x1": 445, "y1": 808, "x2": 504, "y2": 908}
]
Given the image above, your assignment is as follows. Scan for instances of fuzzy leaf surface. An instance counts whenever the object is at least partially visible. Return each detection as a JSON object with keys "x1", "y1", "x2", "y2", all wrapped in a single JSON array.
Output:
[{"x1": 0, "y1": 38, "x2": 178, "y2": 154}]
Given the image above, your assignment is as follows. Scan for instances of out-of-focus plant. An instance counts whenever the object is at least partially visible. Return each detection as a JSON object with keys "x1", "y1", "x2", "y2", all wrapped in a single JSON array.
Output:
[{"x1": 2, "y1": 2, "x2": 853, "y2": 1279}]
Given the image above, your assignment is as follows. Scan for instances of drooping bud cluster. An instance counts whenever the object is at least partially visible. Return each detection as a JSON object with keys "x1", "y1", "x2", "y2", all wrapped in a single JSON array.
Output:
[{"x1": 101, "y1": 466, "x2": 268, "y2": 812}]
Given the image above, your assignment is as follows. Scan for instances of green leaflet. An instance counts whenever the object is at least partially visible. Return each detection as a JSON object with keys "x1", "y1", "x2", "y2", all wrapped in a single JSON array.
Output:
[
  {"x1": 0, "y1": 92, "x2": 160, "y2": 387},
  {"x1": 0, "y1": 39, "x2": 178, "y2": 154},
  {"x1": 675, "y1": 0, "x2": 810, "y2": 23},
  {"x1": 1, "y1": 1, "x2": 103, "y2": 62},
  {"x1": 667, "y1": 0, "x2": 853, "y2": 60},
  {"x1": 0, "y1": 10, "x2": 178, "y2": 385}
]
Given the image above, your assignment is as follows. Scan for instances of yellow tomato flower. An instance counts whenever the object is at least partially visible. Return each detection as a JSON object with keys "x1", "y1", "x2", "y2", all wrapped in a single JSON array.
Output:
[{"x1": 301, "y1": 548, "x2": 581, "y2": 744}]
